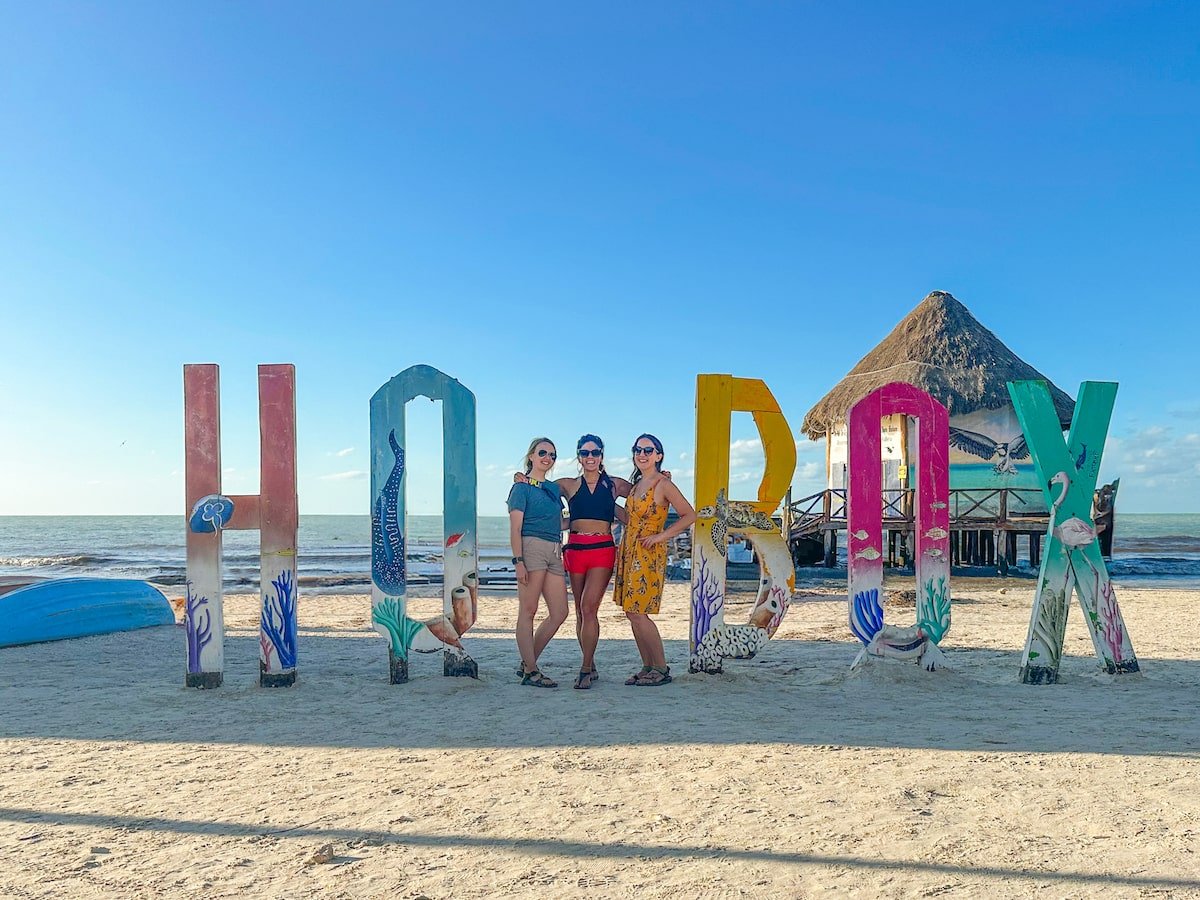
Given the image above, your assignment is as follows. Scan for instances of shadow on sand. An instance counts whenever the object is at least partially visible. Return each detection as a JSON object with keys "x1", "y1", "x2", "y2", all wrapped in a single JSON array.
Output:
[
  {"x1": 2, "y1": 620, "x2": 1198, "y2": 757},
  {"x1": 1, "y1": 806, "x2": 1197, "y2": 892}
]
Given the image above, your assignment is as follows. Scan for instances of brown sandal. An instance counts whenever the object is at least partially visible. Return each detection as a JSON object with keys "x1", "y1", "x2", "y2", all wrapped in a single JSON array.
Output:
[
  {"x1": 522, "y1": 669, "x2": 557, "y2": 688},
  {"x1": 625, "y1": 666, "x2": 652, "y2": 685}
]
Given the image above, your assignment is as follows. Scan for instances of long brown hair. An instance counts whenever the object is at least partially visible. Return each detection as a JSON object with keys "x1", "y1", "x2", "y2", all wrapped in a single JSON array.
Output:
[{"x1": 628, "y1": 433, "x2": 664, "y2": 486}]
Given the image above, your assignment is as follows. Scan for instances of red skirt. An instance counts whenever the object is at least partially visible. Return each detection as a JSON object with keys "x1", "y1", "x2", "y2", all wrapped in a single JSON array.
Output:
[{"x1": 563, "y1": 532, "x2": 617, "y2": 574}]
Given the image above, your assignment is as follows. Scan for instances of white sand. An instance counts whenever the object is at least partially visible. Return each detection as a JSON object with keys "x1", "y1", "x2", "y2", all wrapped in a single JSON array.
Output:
[{"x1": 2, "y1": 581, "x2": 1199, "y2": 898}]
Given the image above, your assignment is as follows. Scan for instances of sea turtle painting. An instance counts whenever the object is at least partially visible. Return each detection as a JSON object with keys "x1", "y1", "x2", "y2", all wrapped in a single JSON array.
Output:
[{"x1": 696, "y1": 488, "x2": 778, "y2": 557}]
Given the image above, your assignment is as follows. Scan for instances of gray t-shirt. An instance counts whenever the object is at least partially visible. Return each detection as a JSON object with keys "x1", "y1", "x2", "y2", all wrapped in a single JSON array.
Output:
[{"x1": 506, "y1": 481, "x2": 563, "y2": 542}]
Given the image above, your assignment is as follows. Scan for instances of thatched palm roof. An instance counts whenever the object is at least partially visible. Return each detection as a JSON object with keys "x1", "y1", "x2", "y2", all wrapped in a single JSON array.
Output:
[{"x1": 801, "y1": 291, "x2": 1075, "y2": 439}]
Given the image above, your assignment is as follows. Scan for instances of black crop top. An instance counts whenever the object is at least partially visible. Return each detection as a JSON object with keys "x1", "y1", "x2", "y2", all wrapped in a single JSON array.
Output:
[{"x1": 568, "y1": 476, "x2": 617, "y2": 523}]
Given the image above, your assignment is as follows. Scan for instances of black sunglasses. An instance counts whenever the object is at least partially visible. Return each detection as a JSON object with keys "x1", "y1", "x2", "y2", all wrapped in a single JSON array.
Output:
[
  {"x1": 632, "y1": 445, "x2": 658, "y2": 455},
  {"x1": 537, "y1": 449, "x2": 557, "y2": 459},
  {"x1": 578, "y1": 448, "x2": 603, "y2": 457}
]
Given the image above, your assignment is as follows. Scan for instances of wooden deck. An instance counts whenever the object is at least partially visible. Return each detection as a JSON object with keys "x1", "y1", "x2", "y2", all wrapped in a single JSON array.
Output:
[{"x1": 784, "y1": 488, "x2": 1054, "y2": 573}]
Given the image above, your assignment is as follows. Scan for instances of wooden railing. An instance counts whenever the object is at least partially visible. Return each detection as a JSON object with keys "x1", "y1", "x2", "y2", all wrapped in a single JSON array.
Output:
[{"x1": 786, "y1": 487, "x2": 1051, "y2": 537}]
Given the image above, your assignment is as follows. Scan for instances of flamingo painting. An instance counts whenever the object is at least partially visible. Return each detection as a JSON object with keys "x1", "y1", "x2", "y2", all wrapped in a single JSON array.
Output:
[{"x1": 1047, "y1": 469, "x2": 1101, "y2": 583}]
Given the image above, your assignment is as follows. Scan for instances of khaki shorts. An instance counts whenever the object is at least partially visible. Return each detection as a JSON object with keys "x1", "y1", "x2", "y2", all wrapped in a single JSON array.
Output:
[{"x1": 522, "y1": 536, "x2": 564, "y2": 576}]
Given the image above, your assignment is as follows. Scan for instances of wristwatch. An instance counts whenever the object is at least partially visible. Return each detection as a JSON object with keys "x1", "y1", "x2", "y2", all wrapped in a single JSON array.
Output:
[{"x1": 512, "y1": 556, "x2": 524, "y2": 564}]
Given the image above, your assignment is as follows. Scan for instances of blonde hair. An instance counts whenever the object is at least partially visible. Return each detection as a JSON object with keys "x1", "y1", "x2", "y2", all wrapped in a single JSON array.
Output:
[{"x1": 522, "y1": 437, "x2": 556, "y2": 475}]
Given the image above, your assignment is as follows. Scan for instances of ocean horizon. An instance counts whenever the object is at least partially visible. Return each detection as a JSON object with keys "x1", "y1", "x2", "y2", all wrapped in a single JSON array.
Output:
[{"x1": 2, "y1": 513, "x2": 1199, "y2": 593}]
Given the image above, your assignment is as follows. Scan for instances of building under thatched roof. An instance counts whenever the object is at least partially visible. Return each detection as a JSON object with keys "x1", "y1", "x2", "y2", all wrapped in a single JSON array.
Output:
[{"x1": 801, "y1": 291, "x2": 1074, "y2": 440}]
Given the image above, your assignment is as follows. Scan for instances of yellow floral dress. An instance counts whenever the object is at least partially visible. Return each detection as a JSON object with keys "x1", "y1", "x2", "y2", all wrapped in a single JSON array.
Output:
[{"x1": 614, "y1": 483, "x2": 669, "y2": 614}]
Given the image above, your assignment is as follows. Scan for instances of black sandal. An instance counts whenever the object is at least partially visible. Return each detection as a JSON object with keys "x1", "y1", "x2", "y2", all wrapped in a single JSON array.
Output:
[
  {"x1": 522, "y1": 669, "x2": 557, "y2": 688},
  {"x1": 634, "y1": 666, "x2": 672, "y2": 687},
  {"x1": 573, "y1": 668, "x2": 597, "y2": 690}
]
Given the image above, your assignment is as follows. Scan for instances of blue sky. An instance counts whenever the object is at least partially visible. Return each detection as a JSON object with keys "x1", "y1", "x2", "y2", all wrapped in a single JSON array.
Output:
[{"x1": 1, "y1": 2, "x2": 1198, "y2": 516}]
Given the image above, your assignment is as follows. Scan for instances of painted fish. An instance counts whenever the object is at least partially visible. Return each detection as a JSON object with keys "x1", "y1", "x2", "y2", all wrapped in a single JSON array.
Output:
[
  {"x1": 925, "y1": 548, "x2": 944, "y2": 559},
  {"x1": 923, "y1": 527, "x2": 948, "y2": 541},
  {"x1": 930, "y1": 502, "x2": 947, "y2": 510},
  {"x1": 445, "y1": 532, "x2": 467, "y2": 548},
  {"x1": 371, "y1": 430, "x2": 406, "y2": 596},
  {"x1": 850, "y1": 529, "x2": 869, "y2": 541},
  {"x1": 853, "y1": 547, "x2": 881, "y2": 561}
]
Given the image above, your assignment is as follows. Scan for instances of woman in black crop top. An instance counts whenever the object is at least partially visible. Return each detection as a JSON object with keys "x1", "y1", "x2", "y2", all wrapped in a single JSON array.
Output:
[{"x1": 516, "y1": 433, "x2": 638, "y2": 689}]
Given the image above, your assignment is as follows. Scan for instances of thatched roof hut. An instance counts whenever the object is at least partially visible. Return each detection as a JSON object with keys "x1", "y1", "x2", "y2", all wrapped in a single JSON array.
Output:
[{"x1": 801, "y1": 291, "x2": 1074, "y2": 439}]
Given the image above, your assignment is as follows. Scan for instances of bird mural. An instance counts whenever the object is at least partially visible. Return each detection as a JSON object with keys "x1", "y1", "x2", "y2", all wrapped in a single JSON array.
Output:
[{"x1": 947, "y1": 427, "x2": 1030, "y2": 475}]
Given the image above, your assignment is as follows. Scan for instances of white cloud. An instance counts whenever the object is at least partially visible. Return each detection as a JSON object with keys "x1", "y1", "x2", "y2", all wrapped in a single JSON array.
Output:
[
  {"x1": 329, "y1": 447, "x2": 355, "y2": 458},
  {"x1": 1102, "y1": 425, "x2": 1200, "y2": 504},
  {"x1": 318, "y1": 470, "x2": 368, "y2": 482}
]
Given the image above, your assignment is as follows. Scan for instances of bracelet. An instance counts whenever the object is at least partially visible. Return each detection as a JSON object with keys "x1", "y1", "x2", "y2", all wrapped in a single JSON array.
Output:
[{"x1": 512, "y1": 556, "x2": 524, "y2": 564}]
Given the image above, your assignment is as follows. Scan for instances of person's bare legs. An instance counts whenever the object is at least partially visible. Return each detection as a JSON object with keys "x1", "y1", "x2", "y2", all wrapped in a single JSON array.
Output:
[
  {"x1": 625, "y1": 610, "x2": 666, "y2": 669},
  {"x1": 569, "y1": 571, "x2": 587, "y2": 648},
  {"x1": 515, "y1": 569, "x2": 548, "y2": 673},
  {"x1": 532, "y1": 571, "x2": 568, "y2": 661},
  {"x1": 577, "y1": 567, "x2": 612, "y2": 672}
]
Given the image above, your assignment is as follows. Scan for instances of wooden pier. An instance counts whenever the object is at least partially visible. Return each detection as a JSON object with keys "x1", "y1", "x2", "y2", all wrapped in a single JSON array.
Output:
[{"x1": 784, "y1": 487, "x2": 1055, "y2": 574}]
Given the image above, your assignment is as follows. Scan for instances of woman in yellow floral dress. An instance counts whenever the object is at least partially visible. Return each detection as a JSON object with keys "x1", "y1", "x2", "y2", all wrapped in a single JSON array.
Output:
[{"x1": 613, "y1": 433, "x2": 696, "y2": 686}]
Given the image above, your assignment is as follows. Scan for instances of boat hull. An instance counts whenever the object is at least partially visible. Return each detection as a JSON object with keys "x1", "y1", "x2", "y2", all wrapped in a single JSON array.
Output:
[{"x1": 0, "y1": 578, "x2": 175, "y2": 648}]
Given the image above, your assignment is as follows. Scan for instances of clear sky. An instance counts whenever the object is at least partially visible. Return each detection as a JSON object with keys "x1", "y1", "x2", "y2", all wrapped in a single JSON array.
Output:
[{"x1": 2, "y1": 3, "x2": 1198, "y2": 516}]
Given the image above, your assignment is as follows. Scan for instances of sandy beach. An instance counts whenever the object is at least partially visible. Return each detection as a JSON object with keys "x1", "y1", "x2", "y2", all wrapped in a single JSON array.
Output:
[{"x1": 2, "y1": 580, "x2": 1198, "y2": 898}]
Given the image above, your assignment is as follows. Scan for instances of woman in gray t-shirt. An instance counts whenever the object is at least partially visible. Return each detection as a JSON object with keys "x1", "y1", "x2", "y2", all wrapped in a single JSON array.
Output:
[{"x1": 508, "y1": 437, "x2": 568, "y2": 687}]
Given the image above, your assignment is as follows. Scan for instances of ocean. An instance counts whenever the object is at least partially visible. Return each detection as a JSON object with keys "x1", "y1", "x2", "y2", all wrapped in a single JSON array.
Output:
[{"x1": 1, "y1": 514, "x2": 1198, "y2": 592}]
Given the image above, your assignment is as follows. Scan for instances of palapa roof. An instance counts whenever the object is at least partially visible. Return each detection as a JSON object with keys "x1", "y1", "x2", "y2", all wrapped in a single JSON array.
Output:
[{"x1": 800, "y1": 291, "x2": 1075, "y2": 439}]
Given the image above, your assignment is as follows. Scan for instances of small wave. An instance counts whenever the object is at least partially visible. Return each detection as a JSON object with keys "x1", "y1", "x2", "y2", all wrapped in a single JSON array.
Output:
[
  {"x1": 1108, "y1": 557, "x2": 1200, "y2": 578},
  {"x1": 0, "y1": 554, "x2": 116, "y2": 568},
  {"x1": 1114, "y1": 536, "x2": 1200, "y2": 554}
]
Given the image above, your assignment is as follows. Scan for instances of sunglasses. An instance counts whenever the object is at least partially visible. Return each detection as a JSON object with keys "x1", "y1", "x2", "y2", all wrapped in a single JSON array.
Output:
[
  {"x1": 578, "y1": 449, "x2": 603, "y2": 458},
  {"x1": 537, "y1": 449, "x2": 557, "y2": 459},
  {"x1": 632, "y1": 445, "x2": 659, "y2": 455}
]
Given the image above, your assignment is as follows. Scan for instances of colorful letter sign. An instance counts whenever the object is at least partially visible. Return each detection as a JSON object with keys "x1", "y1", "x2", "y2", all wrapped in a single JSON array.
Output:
[
  {"x1": 183, "y1": 364, "x2": 298, "y2": 688},
  {"x1": 1009, "y1": 380, "x2": 1138, "y2": 684},
  {"x1": 690, "y1": 375, "x2": 796, "y2": 673},
  {"x1": 846, "y1": 383, "x2": 950, "y2": 670},
  {"x1": 370, "y1": 365, "x2": 479, "y2": 684}
]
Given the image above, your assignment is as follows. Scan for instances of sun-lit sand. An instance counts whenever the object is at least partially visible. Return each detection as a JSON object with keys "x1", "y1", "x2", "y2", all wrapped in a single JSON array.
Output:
[{"x1": 2, "y1": 580, "x2": 1198, "y2": 898}]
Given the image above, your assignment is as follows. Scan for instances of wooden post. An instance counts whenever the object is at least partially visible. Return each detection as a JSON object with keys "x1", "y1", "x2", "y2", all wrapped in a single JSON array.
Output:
[
  {"x1": 183, "y1": 363, "x2": 298, "y2": 689},
  {"x1": 257, "y1": 365, "x2": 299, "y2": 688},
  {"x1": 370, "y1": 366, "x2": 480, "y2": 684},
  {"x1": 691, "y1": 375, "x2": 796, "y2": 674},
  {"x1": 847, "y1": 383, "x2": 950, "y2": 669},
  {"x1": 1009, "y1": 380, "x2": 1138, "y2": 684},
  {"x1": 183, "y1": 365, "x2": 224, "y2": 689}
]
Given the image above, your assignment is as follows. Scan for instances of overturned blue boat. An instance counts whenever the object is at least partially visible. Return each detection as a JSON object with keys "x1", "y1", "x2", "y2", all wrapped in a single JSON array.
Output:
[{"x1": 0, "y1": 578, "x2": 175, "y2": 648}]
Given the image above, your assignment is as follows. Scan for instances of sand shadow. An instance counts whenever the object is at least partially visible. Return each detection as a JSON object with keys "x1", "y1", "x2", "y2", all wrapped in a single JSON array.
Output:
[
  {"x1": 1, "y1": 806, "x2": 1196, "y2": 891},
  {"x1": 2, "y1": 623, "x2": 1198, "y2": 757}
]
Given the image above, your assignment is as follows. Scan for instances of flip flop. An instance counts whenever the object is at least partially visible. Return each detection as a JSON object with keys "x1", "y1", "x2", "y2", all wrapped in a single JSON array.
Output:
[{"x1": 573, "y1": 668, "x2": 597, "y2": 690}]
